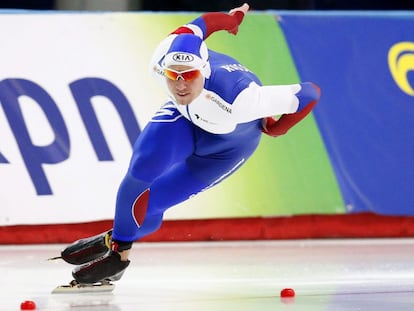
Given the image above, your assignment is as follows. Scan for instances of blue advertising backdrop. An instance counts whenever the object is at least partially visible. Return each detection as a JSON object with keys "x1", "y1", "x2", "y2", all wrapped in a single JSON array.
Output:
[{"x1": 279, "y1": 12, "x2": 414, "y2": 215}]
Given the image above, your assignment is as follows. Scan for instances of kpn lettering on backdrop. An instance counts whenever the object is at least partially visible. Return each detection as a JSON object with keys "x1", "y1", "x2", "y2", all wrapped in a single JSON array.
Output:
[{"x1": 0, "y1": 77, "x2": 141, "y2": 195}]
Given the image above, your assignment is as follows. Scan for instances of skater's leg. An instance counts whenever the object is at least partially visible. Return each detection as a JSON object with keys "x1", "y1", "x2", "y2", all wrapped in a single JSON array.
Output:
[
  {"x1": 113, "y1": 121, "x2": 263, "y2": 242},
  {"x1": 112, "y1": 120, "x2": 263, "y2": 244},
  {"x1": 62, "y1": 104, "x2": 193, "y2": 265},
  {"x1": 72, "y1": 147, "x2": 259, "y2": 284},
  {"x1": 111, "y1": 104, "x2": 195, "y2": 242},
  {"x1": 72, "y1": 120, "x2": 262, "y2": 284},
  {"x1": 72, "y1": 104, "x2": 195, "y2": 283},
  {"x1": 113, "y1": 162, "x2": 209, "y2": 241}
]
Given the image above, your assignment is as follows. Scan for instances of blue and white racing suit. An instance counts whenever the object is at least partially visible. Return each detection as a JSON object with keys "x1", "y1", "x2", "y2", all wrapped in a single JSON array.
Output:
[{"x1": 112, "y1": 14, "x2": 319, "y2": 242}]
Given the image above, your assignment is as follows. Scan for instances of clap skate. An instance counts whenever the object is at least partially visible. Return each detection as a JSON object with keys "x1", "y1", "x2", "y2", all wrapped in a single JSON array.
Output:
[
  {"x1": 51, "y1": 237, "x2": 131, "y2": 294},
  {"x1": 52, "y1": 279, "x2": 115, "y2": 294},
  {"x1": 50, "y1": 230, "x2": 115, "y2": 293},
  {"x1": 72, "y1": 250, "x2": 130, "y2": 283},
  {"x1": 49, "y1": 230, "x2": 113, "y2": 265}
]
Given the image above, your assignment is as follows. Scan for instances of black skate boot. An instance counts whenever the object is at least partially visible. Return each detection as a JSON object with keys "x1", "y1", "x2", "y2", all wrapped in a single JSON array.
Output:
[
  {"x1": 61, "y1": 230, "x2": 112, "y2": 265},
  {"x1": 72, "y1": 240, "x2": 132, "y2": 284}
]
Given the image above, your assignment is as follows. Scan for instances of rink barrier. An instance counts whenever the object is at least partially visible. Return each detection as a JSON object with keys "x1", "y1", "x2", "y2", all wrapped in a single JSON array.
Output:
[{"x1": 2, "y1": 213, "x2": 414, "y2": 244}]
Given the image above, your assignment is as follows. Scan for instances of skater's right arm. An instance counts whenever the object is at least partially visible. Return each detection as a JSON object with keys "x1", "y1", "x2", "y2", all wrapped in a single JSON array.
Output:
[{"x1": 170, "y1": 3, "x2": 249, "y2": 40}]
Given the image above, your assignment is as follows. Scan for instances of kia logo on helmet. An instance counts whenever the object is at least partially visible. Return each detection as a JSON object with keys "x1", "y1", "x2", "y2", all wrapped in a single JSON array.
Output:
[{"x1": 172, "y1": 53, "x2": 194, "y2": 62}]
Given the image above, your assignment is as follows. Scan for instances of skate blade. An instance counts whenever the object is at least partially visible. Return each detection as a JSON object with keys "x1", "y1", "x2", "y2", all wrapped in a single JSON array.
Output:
[{"x1": 52, "y1": 280, "x2": 115, "y2": 294}]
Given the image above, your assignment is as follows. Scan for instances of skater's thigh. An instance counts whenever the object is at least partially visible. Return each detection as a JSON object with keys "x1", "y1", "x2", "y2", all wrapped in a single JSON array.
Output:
[
  {"x1": 189, "y1": 123, "x2": 262, "y2": 184},
  {"x1": 148, "y1": 161, "x2": 206, "y2": 215},
  {"x1": 148, "y1": 152, "x2": 249, "y2": 215},
  {"x1": 129, "y1": 104, "x2": 194, "y2": 181}
]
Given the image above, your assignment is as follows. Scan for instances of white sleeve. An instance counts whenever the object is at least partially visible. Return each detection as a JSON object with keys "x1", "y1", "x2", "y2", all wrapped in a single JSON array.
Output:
[{"x1": 231, "y1": 82, "x2": 301, "y2": 123}]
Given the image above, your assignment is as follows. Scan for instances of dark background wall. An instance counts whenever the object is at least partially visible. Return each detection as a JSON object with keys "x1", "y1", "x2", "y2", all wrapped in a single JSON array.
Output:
[
  {"x1": 0, "y1": 0, "x2": 413, "y2": 11},
  {"x1": 139, "y1": 0, "x2": 414, "y2": 11}
]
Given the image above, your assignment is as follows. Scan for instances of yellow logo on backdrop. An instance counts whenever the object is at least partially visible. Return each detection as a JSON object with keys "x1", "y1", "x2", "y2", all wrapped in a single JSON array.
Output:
[{"x1": 388, "y1": 42, "x2": 414, "y2": 96}]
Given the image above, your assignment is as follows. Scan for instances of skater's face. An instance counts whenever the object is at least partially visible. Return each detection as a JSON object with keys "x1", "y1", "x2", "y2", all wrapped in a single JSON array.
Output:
[{"x1": 165, "y1": 65, "x2": 204, "y2": 105}]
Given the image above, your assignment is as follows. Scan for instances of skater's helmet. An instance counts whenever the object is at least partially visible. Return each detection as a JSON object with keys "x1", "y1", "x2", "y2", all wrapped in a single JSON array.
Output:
[{"x1": 162, "y1": 34, "x2": 211, "y2": 78}]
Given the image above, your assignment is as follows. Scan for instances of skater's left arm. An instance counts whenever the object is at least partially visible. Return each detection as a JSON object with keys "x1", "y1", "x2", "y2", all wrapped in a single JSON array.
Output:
[
  {"x1": 261, "y1": 83, "x2": 321, "y2": 137},
  {"x1": 231, "y1": 81, "x2": 320, "y2": 129}
]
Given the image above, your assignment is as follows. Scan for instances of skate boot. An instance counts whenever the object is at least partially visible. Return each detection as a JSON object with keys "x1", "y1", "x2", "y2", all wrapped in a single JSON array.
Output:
[
  {"x1": 60, "y1": 230, "x2": 112, "y2": 265},
  {"x1": 72, "y1": 240, "x2": 132, "y2": 284}
]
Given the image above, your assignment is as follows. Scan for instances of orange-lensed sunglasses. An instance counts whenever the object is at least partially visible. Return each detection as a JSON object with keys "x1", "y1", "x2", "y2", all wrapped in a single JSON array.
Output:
[{"x1": 164, "y1": 68, "x2": 201, "y2": 81}]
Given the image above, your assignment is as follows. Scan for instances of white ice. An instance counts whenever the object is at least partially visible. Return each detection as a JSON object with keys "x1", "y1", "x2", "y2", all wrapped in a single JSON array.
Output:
[{"x1": 2, "y1": 238, "x2": 414, "y2": 310}]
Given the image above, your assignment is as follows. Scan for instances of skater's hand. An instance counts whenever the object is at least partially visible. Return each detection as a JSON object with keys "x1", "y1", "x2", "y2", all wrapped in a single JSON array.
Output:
[
  {"x1": 229, "y1": 3, "x2": 250, "y2": 16},
  {"x1": 222, "y1": 3, "x2": 249, "y2": 35},
  {"x1": 200, "y1": 3, "x2": 249, "y2": 38},
  {"x1": 262, "y1": 116, "x2": 285, "y2": 137}
]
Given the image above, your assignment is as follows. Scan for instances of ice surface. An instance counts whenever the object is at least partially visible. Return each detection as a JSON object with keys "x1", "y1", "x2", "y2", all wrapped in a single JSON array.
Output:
[{"x1": 2, "y1": 239, "x2": 414, "y2": 310}]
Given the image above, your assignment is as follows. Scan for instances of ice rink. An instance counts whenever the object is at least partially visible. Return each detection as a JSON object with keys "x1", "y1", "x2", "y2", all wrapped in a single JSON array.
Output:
[{"x1": 2, "y1": 238, "x2": 414, "y2": 310}]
